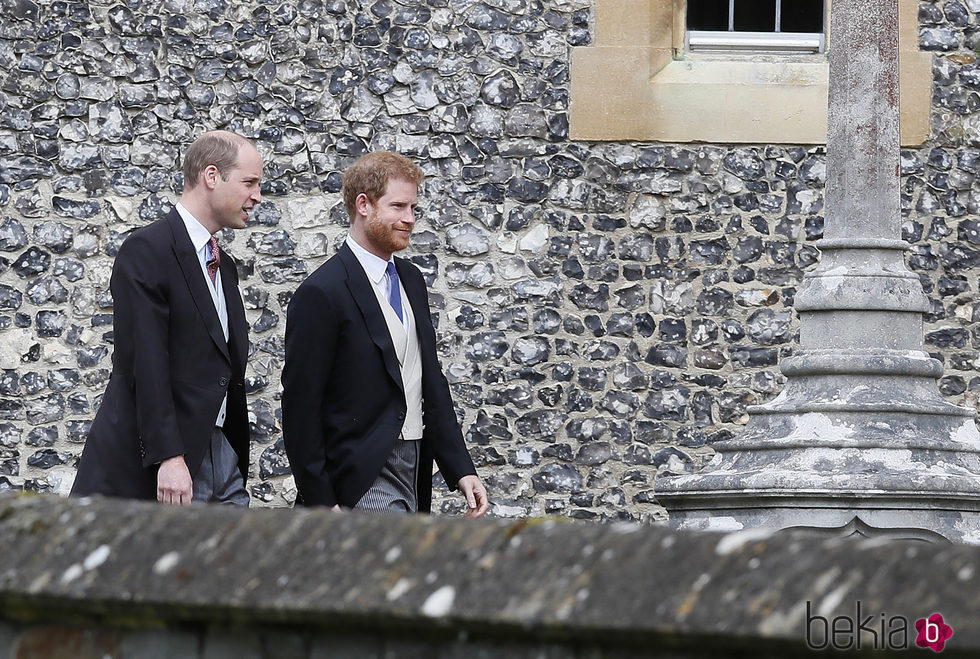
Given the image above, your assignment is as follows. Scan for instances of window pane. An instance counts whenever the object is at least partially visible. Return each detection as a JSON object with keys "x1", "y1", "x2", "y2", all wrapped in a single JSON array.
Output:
[
  {"x1": 781, "y1": 0, "x2": 824, "y2": 33},
  {"x1": 688, "y1": 0, "x2": 730, "y2": 31},
  {"x1": 734, "y1": 0, "x2": 776, "y2": 31}
]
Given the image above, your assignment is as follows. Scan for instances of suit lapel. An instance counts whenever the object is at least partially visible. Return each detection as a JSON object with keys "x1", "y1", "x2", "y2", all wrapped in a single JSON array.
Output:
[
  {"x1": 397, "y1": 257, "x2": 434, "y2": 354},
  {"x1": 220, "y1": 251, "x2": 247, "y2": 366},
  {"x1": 167, "y1": 211, "x2": 231, "y2": 362},
  {"x1": 339, "y1": 244, "x2": 404, "y2": 392}
]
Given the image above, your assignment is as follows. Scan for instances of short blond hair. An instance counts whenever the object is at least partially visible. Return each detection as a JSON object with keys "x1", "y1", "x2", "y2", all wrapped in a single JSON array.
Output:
[
  {"x1": 342, "y1": 151, "x2": 424, "y2": 218},
  {"x1": 182, "y1": 131, "x2": 250, "y2": 189}
]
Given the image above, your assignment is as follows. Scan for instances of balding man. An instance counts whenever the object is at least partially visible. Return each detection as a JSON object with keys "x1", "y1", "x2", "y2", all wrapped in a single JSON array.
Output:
[{"x1": 72, "y1": 131, "x2": 263, "y2": 505}]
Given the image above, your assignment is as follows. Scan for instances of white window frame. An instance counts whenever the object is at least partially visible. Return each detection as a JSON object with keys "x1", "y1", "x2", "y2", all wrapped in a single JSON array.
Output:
[
  {"x1": 688, "y1": 30, "x2": 824, "y2": 53},
  {"x1": 687, "y1": 0, "x2": 826, "y2": 53}
]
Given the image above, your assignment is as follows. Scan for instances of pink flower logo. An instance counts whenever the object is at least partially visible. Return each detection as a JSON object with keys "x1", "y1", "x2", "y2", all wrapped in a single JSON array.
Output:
[{"x1": 915, "y1": 613, "x2": 953, "y2": 652}]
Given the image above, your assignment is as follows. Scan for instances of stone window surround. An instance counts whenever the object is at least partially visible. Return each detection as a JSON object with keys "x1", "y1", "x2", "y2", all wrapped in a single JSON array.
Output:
[{"x1": 570, "y1": 0, "x2": 931, "y2": 145}]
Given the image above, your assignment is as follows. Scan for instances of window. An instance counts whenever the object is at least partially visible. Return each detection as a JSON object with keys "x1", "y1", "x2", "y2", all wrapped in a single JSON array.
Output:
[
  {"x1": 687, "y1": 0, "x2": 826, "y2": 52},
  {"x1": 569, "y1": 0, "x2": 930, "y2": 144}
]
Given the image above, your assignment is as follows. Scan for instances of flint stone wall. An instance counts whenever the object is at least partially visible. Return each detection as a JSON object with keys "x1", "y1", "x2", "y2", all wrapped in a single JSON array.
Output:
[
  {"x1": 2, "y1": 1, "x2": 980, "y2": 520},
  {"x1": 1, "y1": 495, "x2": 979, "y2": 657}
]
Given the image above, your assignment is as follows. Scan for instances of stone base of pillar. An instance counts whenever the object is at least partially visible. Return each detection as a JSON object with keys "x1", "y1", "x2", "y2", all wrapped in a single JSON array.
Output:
[
  {"x1": 656, "y1": 399, "x2": 980, "y2": 544},
  {"x1": 658, "y1": 501, "x2": 980, "y2": 544}
]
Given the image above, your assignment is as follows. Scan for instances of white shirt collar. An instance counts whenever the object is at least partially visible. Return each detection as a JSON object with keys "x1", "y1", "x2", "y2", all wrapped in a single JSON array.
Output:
[
  {"x1": 346, "y1": 234, "x2": 392, "y2": 285},
  {"x1": 175, "y1": 202, "x2": 214, "y2": 253}
]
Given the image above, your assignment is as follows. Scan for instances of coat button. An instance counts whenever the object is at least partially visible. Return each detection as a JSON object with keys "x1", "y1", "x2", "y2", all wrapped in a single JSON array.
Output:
[
  {"x1": 398, "y1": 412, "x2": 405, "y2": 421},
  {"x1": 219, "y1": 377, "x2": 228, "y2": 387}
]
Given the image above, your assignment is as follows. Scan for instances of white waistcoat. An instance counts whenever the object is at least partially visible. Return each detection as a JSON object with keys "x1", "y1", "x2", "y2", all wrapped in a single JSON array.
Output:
[{"x1": 370, "y1": 277, "x2": 424, "y2": 440}]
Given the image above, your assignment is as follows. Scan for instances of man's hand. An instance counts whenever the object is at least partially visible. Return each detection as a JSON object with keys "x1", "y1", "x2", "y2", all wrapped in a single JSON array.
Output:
[
  {"x1": 157, "y1": 455, "x2": 193, "y2": 505},
  {"x1": 458, "y1": 474, "x2": 489, "y2": 518}
]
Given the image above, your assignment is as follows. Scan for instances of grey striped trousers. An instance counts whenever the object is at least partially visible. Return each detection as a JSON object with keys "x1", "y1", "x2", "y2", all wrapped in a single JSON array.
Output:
[{"x1": 354, "y1": 439, "x2": 420, "y2": 513}]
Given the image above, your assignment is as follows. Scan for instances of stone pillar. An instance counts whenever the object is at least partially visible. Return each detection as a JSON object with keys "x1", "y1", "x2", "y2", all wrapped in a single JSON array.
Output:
[{"x1": 655, "y1": 0, "x2": 980, "y2": 543}]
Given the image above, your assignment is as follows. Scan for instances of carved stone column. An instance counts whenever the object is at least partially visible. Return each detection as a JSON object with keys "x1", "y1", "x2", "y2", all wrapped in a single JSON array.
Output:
[{"x1": 655, "y1": 0, "x2": 980, "y2": 543}]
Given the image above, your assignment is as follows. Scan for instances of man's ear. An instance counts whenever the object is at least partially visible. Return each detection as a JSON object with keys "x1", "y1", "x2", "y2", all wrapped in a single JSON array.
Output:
[
  {"x1": 354, "y1": 193, "x2": 371, "y2": 218},
  {"x1": 202, "y1": 164, "x2": 220, "y2": 190}
]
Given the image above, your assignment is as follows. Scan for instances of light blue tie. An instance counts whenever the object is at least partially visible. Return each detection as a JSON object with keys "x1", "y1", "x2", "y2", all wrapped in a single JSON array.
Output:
[{"x1": 385, "y1": 261, "x2": 403, "y2": 322}]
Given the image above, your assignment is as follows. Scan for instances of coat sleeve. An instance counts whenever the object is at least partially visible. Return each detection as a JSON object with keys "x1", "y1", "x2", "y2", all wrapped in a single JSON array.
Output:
[
  {"x1": 281, "y1": 280, "x2": 340, "y2": 506},
  {"x1": 407, "y1": 267, "x2": 477, "y2": 490},
  {"x1": 110, "y1": 236, "x2": 186, "y2": 467},
  {"x1": 422, "y1": 358, "x2": 477, "y2": 490}
]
